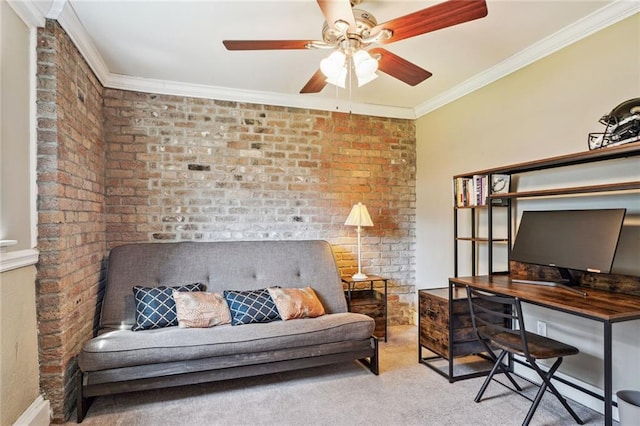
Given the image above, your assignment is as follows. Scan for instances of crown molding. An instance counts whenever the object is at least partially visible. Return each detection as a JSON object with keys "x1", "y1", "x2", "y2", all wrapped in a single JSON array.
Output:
[
  {"x1": 105, "y1": 74, "x2": 416, "y2": 119},
  {"x1": 414, "y1": 0, "x2": 640, "y2": 118},
  {"x1": 52, "y1": 1, "x2": 414, "y2": 119},
  {"x1": 7, "y1": 0, "x2": 46, "y2": 27},
  {"x1": 56, "y1": 0, "x2": 110, "y2": 86},
  {"x1": 54, "y1": 0, "x2": 637, "y2": 121},
  {"x1": 45, "y1": 0, "x2": 67, "y2": 19}
]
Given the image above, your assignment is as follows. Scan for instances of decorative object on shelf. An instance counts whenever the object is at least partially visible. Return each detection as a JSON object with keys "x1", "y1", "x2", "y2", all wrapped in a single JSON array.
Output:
[
  {"x1": 344, "y1": 202, "x2": 374, "y2": 280},
  {"x1": 588, "y1": 98, "x2": 640, "y2": 150}
]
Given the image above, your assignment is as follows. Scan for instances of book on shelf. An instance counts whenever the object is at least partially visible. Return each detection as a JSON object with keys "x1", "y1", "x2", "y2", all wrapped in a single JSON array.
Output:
[{"x1": 453, "y1": 174, "x2": 510, "y2": 207}]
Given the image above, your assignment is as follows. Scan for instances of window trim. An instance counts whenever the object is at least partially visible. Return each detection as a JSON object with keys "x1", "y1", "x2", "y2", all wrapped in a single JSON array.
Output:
[{"x1": 1, "y1": 1, "x2": 43, "y2": 272}]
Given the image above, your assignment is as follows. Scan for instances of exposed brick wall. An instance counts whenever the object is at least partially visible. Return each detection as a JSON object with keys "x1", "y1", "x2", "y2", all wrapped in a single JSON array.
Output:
[
  {"x1": 36, "y1": 20, "x2": 106, "y2": 422},
  {"x1": 103, "y1": 91, "x2": 416, "y2": 325},
  {"x1": 34, "y1": 19, "x2": 416, "y2": 422}
]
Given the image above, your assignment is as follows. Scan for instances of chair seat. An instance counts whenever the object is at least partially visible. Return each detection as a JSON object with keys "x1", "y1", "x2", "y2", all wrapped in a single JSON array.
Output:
[
  {"x1": 467, "y1": 287, "x2": 584, "y2": 425},
  {"x1": 486, "y1": 330, "x2": 579, "y2": 360}
]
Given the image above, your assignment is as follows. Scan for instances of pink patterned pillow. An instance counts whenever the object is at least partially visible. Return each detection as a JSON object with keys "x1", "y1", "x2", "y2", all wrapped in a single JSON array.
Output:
[
  {"x1": 267, "y1": 287, "x2": 326, "y2": 320},
  {"x1": 172, "y1": 291, "x2": 231, "y2": 328}
]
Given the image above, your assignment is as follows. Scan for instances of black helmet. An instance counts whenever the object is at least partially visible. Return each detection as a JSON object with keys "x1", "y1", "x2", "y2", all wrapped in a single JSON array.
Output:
[{"x1": 588, "y1": 98, "x2": 640, "y2": 150}]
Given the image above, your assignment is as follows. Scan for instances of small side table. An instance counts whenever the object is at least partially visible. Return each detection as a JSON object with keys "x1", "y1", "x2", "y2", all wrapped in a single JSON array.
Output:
[{"x1": 341, "y1": 275, "x2": 388, "y2": 341}]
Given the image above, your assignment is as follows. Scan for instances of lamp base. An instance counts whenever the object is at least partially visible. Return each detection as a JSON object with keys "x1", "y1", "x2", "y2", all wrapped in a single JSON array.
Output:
[{"x1": 351, "y1": 272, "x2": 368, "y2": 280}]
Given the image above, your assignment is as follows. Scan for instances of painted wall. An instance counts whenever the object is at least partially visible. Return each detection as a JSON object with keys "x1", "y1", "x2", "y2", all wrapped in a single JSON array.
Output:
[
  {"x1": 416, "y1": 14, "x2": 639, "y2": 414},
  {"x1": 0, "y1": 267, "x2": 41, "y2": 425},
  {"x1": 0, "y1": 2, "x2": 45, "y2": 424},
  {"x1": 0, "y1": 0, "x2": 32, "y2": 250}
]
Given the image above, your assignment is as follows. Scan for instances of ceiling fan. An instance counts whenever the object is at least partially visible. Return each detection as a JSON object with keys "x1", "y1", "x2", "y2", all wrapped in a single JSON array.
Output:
[{"x1": 223, "y1": 0, "x2": 488, "y2": 94}]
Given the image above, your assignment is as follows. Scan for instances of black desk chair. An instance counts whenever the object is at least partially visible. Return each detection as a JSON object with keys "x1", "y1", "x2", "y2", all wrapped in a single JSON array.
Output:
[{"x1": 466, "y1": 286, "x2": 584, "y2": 426}]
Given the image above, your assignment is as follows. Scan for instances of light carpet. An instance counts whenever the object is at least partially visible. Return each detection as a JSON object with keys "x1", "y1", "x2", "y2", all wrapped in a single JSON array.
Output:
[{"x1": 72, "y1": 325, "x2": 605, "y2": 425}]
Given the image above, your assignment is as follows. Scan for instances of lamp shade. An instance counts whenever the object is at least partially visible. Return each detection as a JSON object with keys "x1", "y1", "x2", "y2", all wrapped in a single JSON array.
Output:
[
  {"x1": 353, "y1": 50, "x2": 378, "y2": 78},
  {"x1": 320, "y1": 51, "x2": 346, "y2": 79},
  {"x1": 356, "y1": 72, "x2": 378, "y2": 87},
  {"x1": 326, "y1": 66, "x2": 347, "y2": 88},
  {"x1": 344, "y1": 202, "x2": 374, "y2": 227}
]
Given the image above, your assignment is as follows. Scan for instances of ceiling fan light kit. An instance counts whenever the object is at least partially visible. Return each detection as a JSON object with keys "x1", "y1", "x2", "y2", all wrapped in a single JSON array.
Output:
[
  {"x1": 223, "y1": 0, "x2": 488, "y2": 94},
  {"x1": 320, "y1": 48, "x2": 379, "y2": 89}
]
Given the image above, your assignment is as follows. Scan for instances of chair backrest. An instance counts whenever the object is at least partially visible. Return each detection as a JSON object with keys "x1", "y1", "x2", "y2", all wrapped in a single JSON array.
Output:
[{"x1": 466, "y1": 286, "x2": 530, "y2": 358}]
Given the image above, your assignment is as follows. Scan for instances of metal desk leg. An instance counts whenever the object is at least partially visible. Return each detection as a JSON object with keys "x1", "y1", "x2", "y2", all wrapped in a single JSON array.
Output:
[
  {"x1": 448, "y1": 282, "x2": 455, "y2": 382},
  {"x1": 604, "y1": 321, "x2": 612, "y2": 426},
  {"x1": 383, "y1": 279, "x2": 388, "y2": 342}
]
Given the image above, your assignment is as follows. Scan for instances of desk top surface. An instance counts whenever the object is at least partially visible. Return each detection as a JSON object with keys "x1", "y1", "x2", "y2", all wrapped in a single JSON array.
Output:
[{"x1": 450, "y1": 275, "x2": 640, "y2": 323}]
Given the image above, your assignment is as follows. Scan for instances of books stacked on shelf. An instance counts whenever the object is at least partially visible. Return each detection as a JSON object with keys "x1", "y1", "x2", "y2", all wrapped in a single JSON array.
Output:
[{"x1": 454, "y1": 174, "x2": 510, "y2": 207}]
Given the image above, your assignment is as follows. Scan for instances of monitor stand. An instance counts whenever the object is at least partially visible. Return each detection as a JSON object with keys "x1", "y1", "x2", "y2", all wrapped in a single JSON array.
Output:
[{"x1": 511, "y1": 267, "x2": 588, "y2": 297}]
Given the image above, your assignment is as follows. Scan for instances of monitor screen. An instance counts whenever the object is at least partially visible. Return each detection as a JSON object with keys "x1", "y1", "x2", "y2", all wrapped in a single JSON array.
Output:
[{"x1": 511, "y1": 209, "x2": 626, "y2": 275}]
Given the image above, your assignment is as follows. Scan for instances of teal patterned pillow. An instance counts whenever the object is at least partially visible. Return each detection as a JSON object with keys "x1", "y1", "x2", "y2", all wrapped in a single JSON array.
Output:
[
  {"x1": 224, "y1": 288, "x2": 281, "y2": 326},
  {"x1": 132, "y1": 284, "x2": 202, "y2": 331}
]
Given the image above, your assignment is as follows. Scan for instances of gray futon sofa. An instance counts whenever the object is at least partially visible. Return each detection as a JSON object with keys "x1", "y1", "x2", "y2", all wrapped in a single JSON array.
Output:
[{"x1": 76, "y1": 240, "x2": 378, "y2": 422}]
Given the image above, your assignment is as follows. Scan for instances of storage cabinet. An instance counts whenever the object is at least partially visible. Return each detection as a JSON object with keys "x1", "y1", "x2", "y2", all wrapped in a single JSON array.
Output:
[
  {"x1": 349, "y1": 290, "x2": 386, "y2": 338},
  {"x1": 341, "y1": 275, "x2": 388, "y2": 341},
  {"x1": 418, "y1": 287, "x2": 502, "y2": 382},
  {"x1": 419, "y1": 288, "x2": 479, "y2": 359}
]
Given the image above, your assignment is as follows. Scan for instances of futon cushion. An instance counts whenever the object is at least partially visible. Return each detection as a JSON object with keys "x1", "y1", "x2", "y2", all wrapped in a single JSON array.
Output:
[
  {"x1": 268, "y1": 286, "x2": 326, "y2": 320},
  {"x1": 132, "y1": 284, "x2": 202, "y2": 331},
  {"x1": 79, "y1": 312, "x2": 375, "y2": 372},
  {"x1": 224, "y1": 288, "x2": 281, "y2": 325},
  {"x1": 173, "y1": 291, "x2": 231, "y2": 328}
]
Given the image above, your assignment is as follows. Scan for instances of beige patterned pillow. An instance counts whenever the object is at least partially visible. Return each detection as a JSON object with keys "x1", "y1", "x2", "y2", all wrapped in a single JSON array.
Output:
[
  {"x1": 172, "y1": 291, "x2": 231, "y2": 328},
  {"x1": 267, "y1": 287, "x2": 326, "y2": 320}
]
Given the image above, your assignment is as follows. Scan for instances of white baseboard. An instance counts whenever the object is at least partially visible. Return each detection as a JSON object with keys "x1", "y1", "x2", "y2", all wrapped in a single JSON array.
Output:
[{"x1": 13, "y1": 396, "x2": 50, "y2": 426}]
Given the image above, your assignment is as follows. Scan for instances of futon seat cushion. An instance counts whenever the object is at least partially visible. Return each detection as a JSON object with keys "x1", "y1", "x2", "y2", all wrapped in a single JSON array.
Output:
[{"x1": 79, "y1": 312, "x2": 374, "y2": 372}]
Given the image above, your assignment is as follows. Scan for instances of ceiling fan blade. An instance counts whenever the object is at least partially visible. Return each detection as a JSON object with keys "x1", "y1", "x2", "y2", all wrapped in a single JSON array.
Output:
[
  {"x1": 369, "y1": 48, "x2": 432, "y2": 86},
  {"x1": 372, "y1": 0, "x2": 487, "y2": 44},
  {"x1": 300, "y1": 69, "x2": 328, "y2": 94},
  {"x1": 223, "y1": 40, "x2": 314, "y2": 50},
  {"x1": 316, "y1": 0, "x2": 357, "y2": 32}
]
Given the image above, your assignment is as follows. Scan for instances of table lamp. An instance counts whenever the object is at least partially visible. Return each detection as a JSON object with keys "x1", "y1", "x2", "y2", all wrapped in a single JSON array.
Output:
[{"x1": 344, "y1": 202, "x2": 374, "y2": 280}]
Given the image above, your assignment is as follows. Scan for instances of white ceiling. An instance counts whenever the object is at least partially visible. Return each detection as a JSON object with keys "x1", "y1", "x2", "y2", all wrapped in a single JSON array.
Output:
[{"x1": 22, "y1": 0, "x2": 640, "y2": 118}]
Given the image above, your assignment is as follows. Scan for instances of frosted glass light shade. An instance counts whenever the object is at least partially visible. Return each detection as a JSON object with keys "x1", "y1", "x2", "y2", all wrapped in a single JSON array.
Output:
[
  {"x1": 356, "y1": 72, "x2": 378, "y2": 87},
  {"x1": 353, "y1": 50, "x2": 378, "y2": 78},
  {"x1": 320, "y1": 51, "x2": 346, "y2": 79},
  {"x1": 326, "y1": 67, "x2": 347, "y2": 88}
]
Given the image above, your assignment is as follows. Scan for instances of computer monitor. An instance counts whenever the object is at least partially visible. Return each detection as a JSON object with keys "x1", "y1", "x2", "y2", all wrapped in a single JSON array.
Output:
[{"x1": 510, "y1": 209, "x2": 626, "y2": 294}]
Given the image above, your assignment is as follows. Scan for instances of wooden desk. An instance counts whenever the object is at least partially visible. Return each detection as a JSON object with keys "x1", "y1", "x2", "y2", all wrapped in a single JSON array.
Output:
[{"x1": 450, "y1": 275, "x2": 640, "y2": 426}]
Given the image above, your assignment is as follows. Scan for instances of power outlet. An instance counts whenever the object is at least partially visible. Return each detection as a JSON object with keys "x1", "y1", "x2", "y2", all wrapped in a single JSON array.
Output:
[{"x1": 537, "y1": 320, "x2": 547, "y2": 336}]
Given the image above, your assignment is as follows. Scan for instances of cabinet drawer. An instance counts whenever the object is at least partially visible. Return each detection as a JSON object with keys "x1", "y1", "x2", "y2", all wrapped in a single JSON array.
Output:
[
  {"x1": 346, "y1": 290, "x2": 385, "y2": 338},
  {"x1": 419, "y1": 292, "x2": 449, "y2": 327},
  {"x1": 419, "y1": 288, "x2": 501, "y2": 360}
]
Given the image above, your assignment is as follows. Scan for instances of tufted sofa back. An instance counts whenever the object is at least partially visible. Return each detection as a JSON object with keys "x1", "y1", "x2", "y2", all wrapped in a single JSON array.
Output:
[{"x1": 99, "y1": 240, "x2": 348, "y2": 331}]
